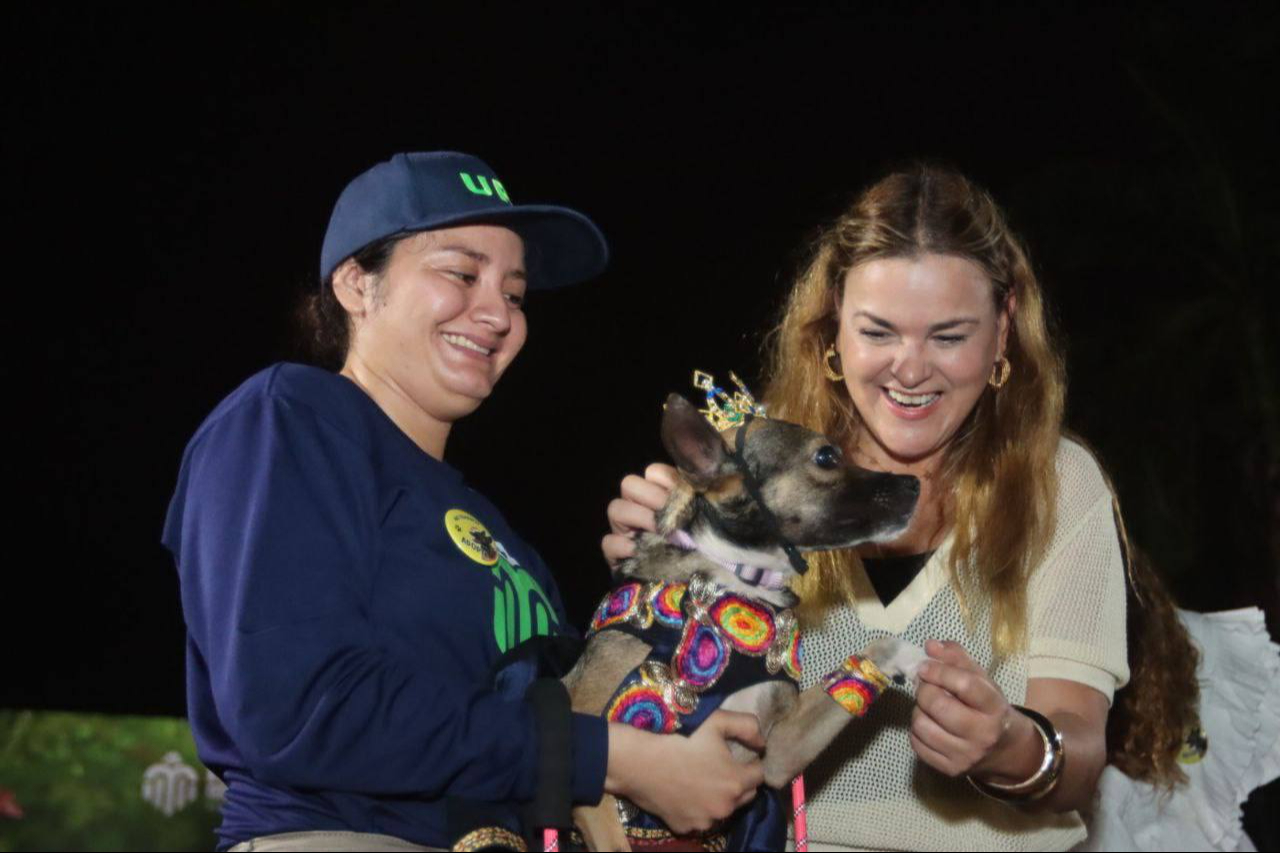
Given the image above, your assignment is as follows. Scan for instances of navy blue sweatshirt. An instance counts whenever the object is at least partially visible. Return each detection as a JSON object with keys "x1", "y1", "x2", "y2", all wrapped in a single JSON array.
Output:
[{"x1": 162, "y1": 364, "x2": 607, "y2": 850}]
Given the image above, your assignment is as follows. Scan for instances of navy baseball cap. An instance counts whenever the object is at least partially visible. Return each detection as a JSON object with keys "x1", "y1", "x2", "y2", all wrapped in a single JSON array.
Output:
[{"x1": 320, "y1": 151, "x2": 609, "y2": 289}]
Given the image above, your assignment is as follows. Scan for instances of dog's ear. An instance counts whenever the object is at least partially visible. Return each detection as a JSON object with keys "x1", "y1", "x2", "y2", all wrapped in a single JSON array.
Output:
[{"x1": 660, "y1": 394, "x2": 729, "y2": 488}]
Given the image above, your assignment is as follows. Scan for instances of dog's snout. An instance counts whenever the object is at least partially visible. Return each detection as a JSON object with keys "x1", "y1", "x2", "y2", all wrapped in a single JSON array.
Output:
[{"x1": 870, "y1": 472, "x2": 919, "y2": 505}]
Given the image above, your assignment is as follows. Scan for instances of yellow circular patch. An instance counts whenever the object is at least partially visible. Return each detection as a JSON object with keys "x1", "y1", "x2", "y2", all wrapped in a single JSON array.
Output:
[
  {"x1": 1177, "y1": 724, "x2": 1208, "y2": 765},
  {"x1": 445, "y1": 509, "x2": 499, "y2": 566}
]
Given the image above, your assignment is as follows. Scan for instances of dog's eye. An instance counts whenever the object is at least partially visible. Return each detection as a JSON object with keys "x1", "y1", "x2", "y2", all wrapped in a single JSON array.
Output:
[{"x1": 813, "y1": 445, "x2": 842, "y2": 470}]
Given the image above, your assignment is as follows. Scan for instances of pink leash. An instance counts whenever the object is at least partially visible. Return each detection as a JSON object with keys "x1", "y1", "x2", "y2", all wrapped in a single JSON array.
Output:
[{"x1": 792, "y1": 774, "x2": 809, "y2": 852}]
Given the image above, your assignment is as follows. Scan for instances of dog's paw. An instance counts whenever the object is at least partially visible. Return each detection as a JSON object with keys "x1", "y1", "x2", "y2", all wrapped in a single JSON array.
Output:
[{"x1": 861, "y1": 637, "x2": 928, "y2": 686}]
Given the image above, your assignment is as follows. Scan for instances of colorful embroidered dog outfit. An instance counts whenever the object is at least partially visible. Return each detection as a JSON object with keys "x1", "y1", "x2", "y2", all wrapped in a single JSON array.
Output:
[{"x1": 587, "y1": 571, "x2": 803, "y2": 851}]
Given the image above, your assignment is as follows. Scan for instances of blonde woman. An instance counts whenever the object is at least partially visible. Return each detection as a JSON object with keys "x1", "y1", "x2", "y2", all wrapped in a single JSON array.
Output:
[{"x1": 604, "y1": 165, "x2": 1200, "y2": 850}]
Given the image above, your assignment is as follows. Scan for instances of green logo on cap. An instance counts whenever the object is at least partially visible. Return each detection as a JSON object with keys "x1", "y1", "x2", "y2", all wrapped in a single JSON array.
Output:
[{"x1": 460, "y1": 172, "x2": 511, "y2": 204}]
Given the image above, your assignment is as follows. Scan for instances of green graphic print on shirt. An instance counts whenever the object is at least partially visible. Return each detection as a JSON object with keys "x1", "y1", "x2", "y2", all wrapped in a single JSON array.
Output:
[{"x1": 445, "y1": 508, "x2": 560, "y2": 653}]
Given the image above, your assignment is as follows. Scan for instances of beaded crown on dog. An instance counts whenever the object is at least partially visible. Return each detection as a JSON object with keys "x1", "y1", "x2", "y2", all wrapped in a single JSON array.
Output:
[
  {"x1": 692, "y1": 370, "x2": 767, "y2": 431},
  {"x1": 687, "y1": 369, "x2": 809, "y2": 577}
]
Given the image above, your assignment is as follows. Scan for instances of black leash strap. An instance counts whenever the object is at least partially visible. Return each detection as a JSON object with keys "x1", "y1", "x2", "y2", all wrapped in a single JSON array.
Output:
[
  {"x1": 733, "y1": 415, "x2": 809, "y2": 575},
  {"x1": 525, "y1": 678, "x2": 573, "y2": 832}
]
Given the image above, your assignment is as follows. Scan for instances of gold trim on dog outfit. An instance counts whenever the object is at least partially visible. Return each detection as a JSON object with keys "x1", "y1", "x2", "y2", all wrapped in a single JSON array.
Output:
[
  {"x1": 588, "y1": 572, "x2": 803, "y2": 730},
  {"x1": 450, "y1": 827, "x2": 526, "y2": 852}
]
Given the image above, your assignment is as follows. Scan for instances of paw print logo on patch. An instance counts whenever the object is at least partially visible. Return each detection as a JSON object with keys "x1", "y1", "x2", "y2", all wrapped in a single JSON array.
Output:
[{"x1": 445, "y1": 509, "x2": 499, "y2": 566}]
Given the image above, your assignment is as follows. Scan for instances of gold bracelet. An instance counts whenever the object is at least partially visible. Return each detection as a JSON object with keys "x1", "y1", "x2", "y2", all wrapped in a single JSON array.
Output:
[{"x1": 967, "y1": 705, "x2": 1064, "y2": 803}]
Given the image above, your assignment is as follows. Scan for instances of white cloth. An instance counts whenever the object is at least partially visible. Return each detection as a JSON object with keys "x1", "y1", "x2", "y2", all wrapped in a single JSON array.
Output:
[{"x1": 1075, "y1": 607, "x2": 1280, "y2": 852}]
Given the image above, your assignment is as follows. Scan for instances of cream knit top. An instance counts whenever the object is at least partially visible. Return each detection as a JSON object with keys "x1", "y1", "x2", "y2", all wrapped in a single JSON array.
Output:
[{"x1": 800, "y1": 438, "x2": 1131, "y2": 852}]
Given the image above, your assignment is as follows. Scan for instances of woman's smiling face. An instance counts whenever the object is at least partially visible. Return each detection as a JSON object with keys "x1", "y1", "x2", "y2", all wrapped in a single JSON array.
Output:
[
  {"x1": 836, "y1": 253, "x2": 1011, "y2": 472},
  {"x1": 349, "y1": 224, "x2": 529, "y2": 424}
]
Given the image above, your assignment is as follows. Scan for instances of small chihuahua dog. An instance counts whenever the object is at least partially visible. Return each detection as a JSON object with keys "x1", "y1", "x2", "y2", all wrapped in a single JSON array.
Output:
[{"x1": 563, "y1": 394, "x2": 927, "y2": 851}]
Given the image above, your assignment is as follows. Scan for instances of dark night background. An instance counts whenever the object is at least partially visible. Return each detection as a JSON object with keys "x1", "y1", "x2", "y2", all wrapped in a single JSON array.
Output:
[{"x1": 5, "y1": 2, "x2": 1278, "y2": 847}]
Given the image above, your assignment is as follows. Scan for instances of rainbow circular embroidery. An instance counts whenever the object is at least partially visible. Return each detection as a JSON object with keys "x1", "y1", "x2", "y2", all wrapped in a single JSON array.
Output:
[
  {"x1": 674, "y1": 623, "x2": 730, "y2": 688},
  {"x1": 651, "y1": 583, "x2": 686, "y2": 628},
  {"x1": 825, "y1": 674, "x2": 879, "y2": 718},
  {"x1": 709, "y1": 596, "x2": 775, "y2": 654},
  {"x1": 785, "y1": 624, "x2": 803, "y2": 679},
  {"x1": 591, "y1": 582, "x2": 643, "y2": 632},
  {"x1": 606, "y1": 682, "x2": 679, "y2": 733}
]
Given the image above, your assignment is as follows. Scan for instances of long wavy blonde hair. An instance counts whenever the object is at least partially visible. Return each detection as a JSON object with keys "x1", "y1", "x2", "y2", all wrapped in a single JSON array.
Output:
[
  {"x1": 765, "y1": 163, "x2": 1200, "y2": 786},
  {"x1": 764, "y1": 165, "x2": 1065, "y2": 654}
]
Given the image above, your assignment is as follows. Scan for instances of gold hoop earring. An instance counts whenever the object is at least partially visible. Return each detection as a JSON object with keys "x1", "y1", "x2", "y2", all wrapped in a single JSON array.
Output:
[
  {"x1": 989, "y1": 356, "x2": 1012, "y2": 389},
  {"x1": 823, "y1": 345, "x2": 845, "y2": 382}
]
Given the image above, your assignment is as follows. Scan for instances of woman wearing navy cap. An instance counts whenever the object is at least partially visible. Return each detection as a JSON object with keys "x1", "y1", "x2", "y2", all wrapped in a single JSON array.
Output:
[{"x1": 163, "y1": 152, "x2": 765, "y2": 852}]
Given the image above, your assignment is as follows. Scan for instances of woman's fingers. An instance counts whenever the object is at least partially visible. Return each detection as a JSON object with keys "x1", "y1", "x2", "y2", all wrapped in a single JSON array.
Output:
[
  {"x1": 694, "y1": 711, "x2": 765, "y2": 804},
  {"x1": 921, "y1": 641, "x2": 1007, "y2": 716},
  {"x1": 622, "y1": 472, "x2": 673, "y2": 513},
  {"x1": 912, "y1": 662, "x2": 1017, "y2": 777},
  {"x1": 909, "y1": 727, "x2": 961, "y2": 777},
  {"x1": 911, "y1": 698, "x2": 987, "y2": 774},
  {"x1": 604, "y1": 466, "x2": 674, "y2": 569},
  {"x1": 924, "y1": 639, "x2": 986, "y2": 674},
  {"x1": 608, "y1": 495, "x2": 659, "y2": 536},
  {"x1": 602, "y1": 533, "x2": 637, "y2": 570},
  {"x1": 705, "y1": 709, "x2": 767, "y2": 753},
  {"x1": 608, "y1": 713, "x2": 764, "y2": 834},
  {"x1": 915, "y1": 681, "x2": 987, "y2": 740},
  {"x1": 917, "y1": 658, "x2": 1005, "y2": 715},
  {"x1": 642, "y1": 462, "x2": 680, "y2": 491}
]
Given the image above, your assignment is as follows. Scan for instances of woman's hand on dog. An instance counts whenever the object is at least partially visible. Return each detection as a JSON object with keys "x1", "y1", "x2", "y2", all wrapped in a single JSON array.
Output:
[
  {"x1": 909, "y1": 640, "x2": 1043, "y2": 782},
  {"x1": 605, "y1": 709, "x2": 765, "y2": 833},
  {"x1": 603, "y1": 463, "x2": 677, "y2": 571}
]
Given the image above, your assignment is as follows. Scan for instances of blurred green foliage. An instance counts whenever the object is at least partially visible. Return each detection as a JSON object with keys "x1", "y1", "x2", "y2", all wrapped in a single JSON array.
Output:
[{"x1": 0, "y1": 710, "x2": 219, "y2": 852}]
